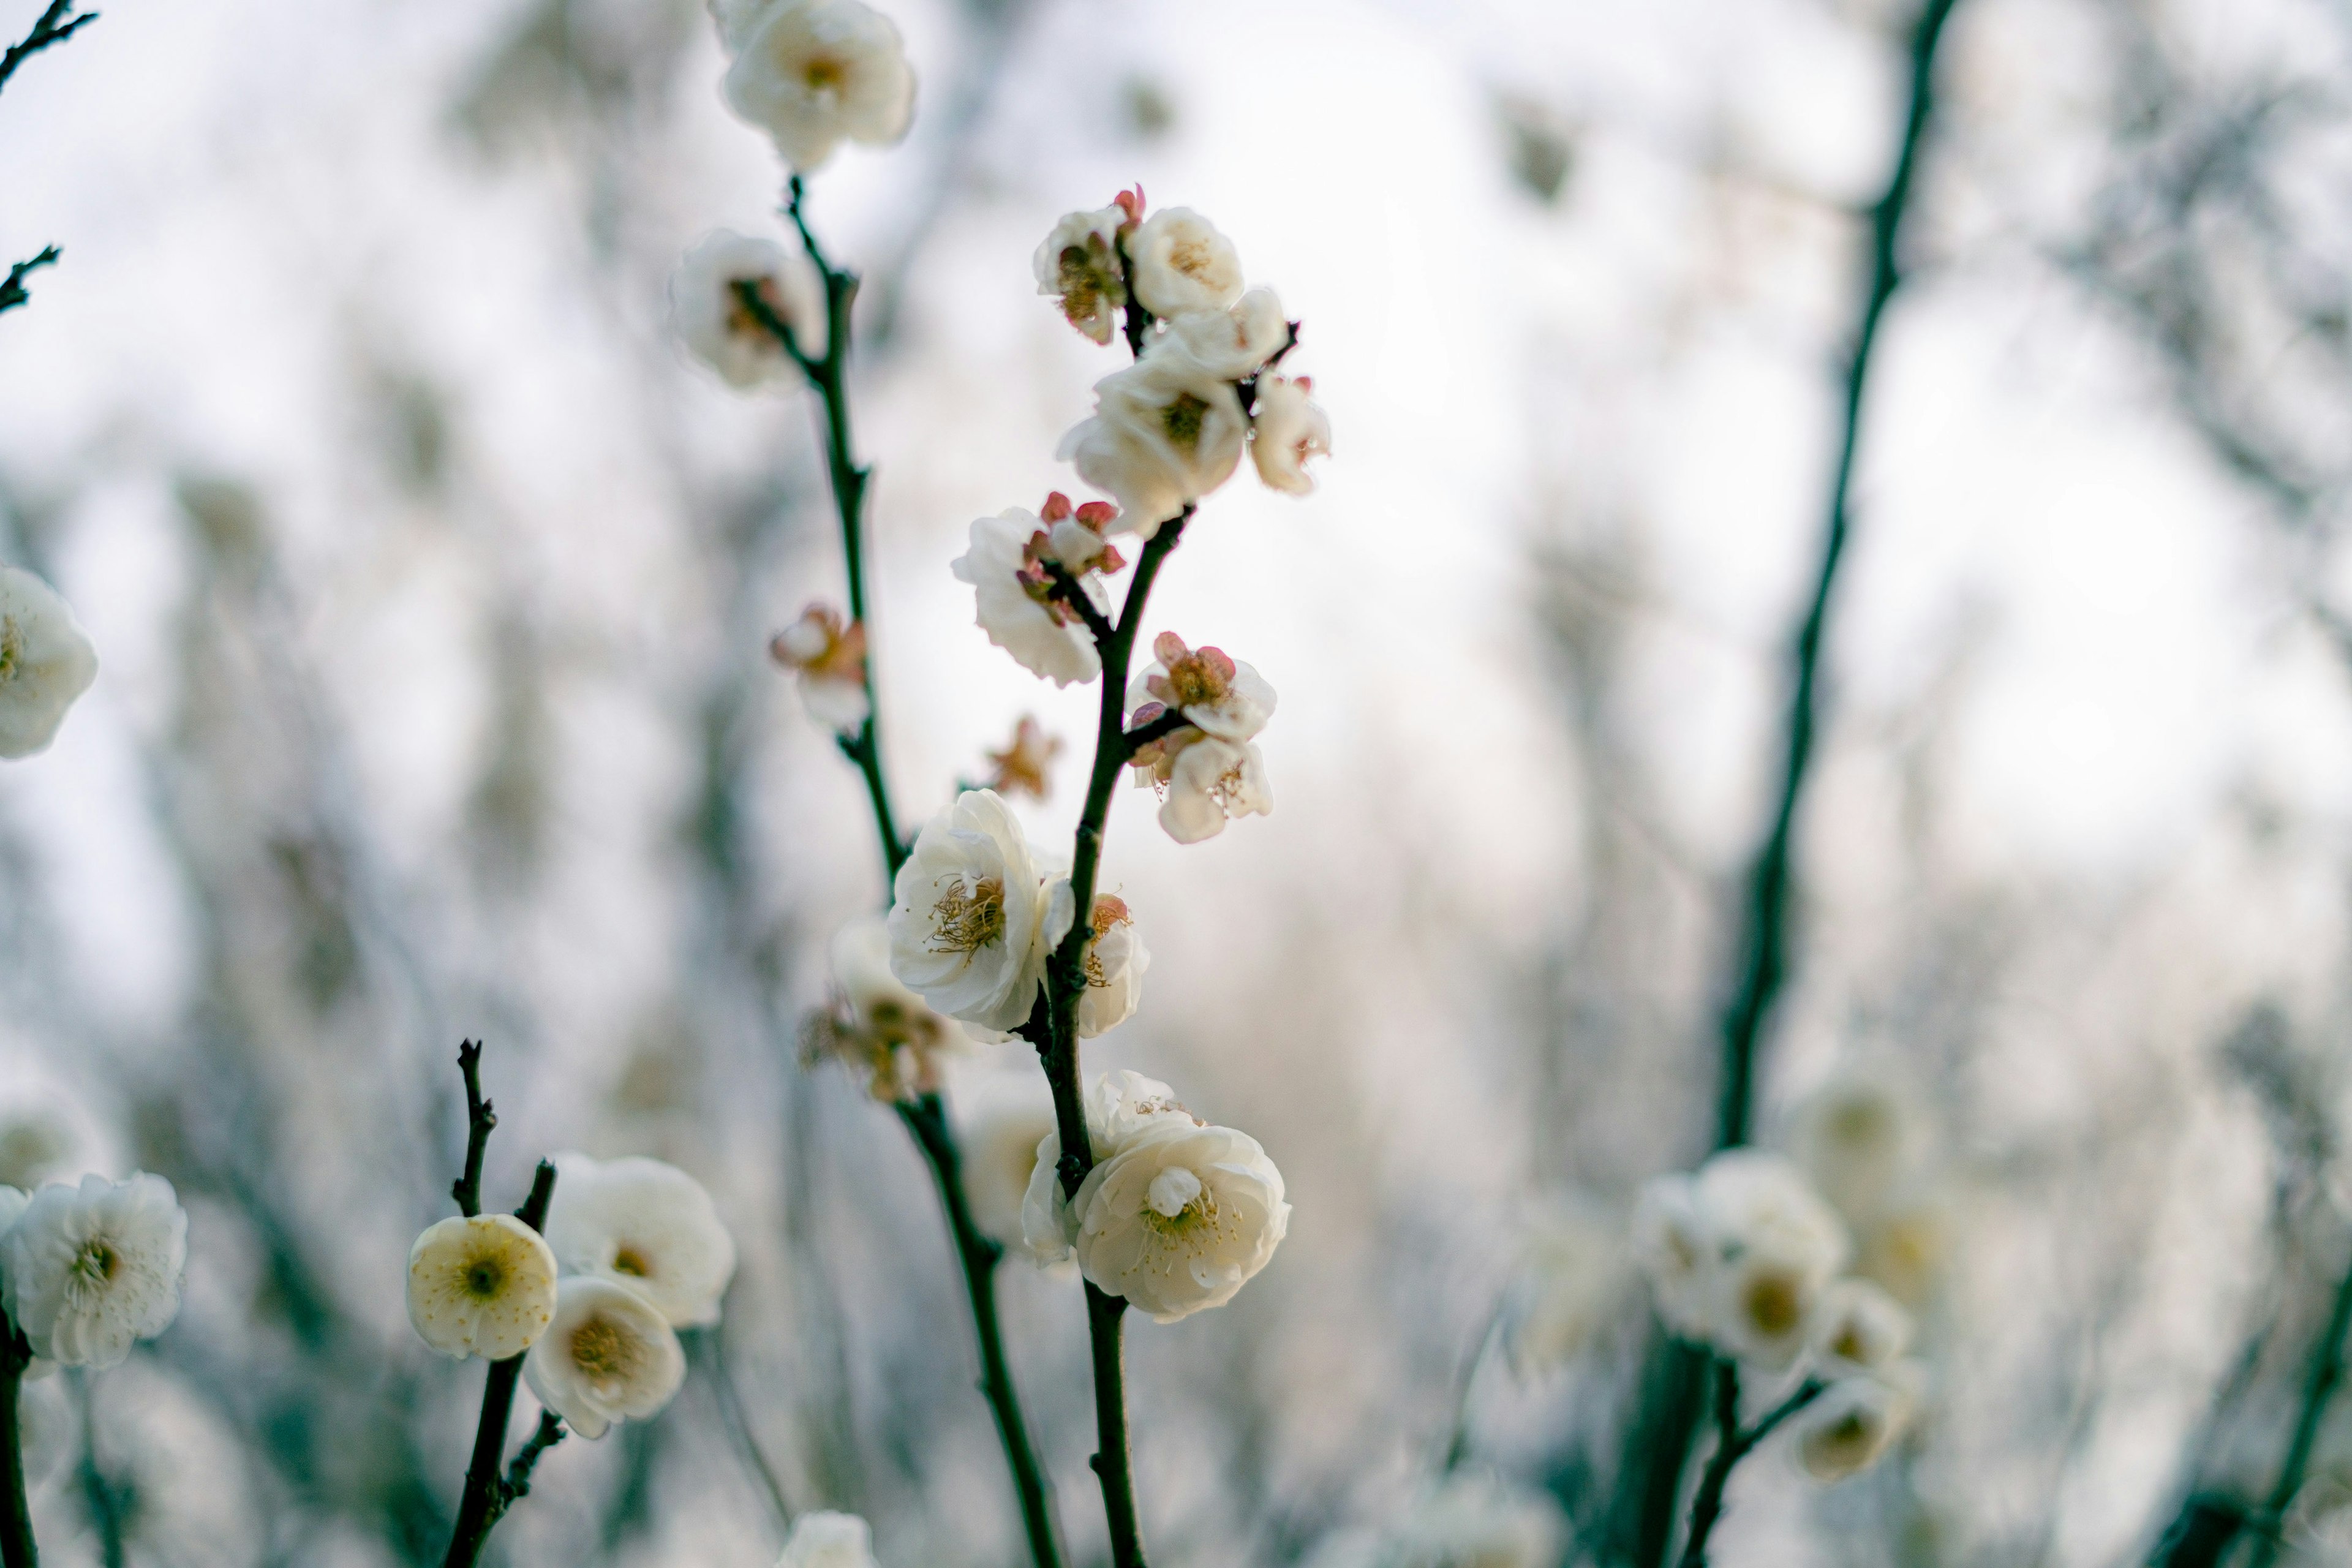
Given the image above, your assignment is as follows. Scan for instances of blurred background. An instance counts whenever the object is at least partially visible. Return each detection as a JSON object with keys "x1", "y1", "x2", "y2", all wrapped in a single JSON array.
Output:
[{"x1": 7, "y1": 0, "x2": 2352, "y2": 1562}]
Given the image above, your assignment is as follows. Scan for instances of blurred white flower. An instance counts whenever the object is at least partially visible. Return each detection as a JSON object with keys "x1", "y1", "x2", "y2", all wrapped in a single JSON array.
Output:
[
  {"x1": 777, "y1": 1510, "x2": 882, "y2": 1568},
  {"x1": 1633, "y1": 1150, "x2": 1848, "y2": 1366},
  {"x1": 958, "y1": 1082, "x2": 1059, "y2": 1252},
  {"x1": 707, "y1": 0, "x2": 779, "y2": 53},
  {"x1": 1383, "y1": 1472, "x2": 1565, "y2": 1568},
  {"x1": 1021, "y1": 1070, "x2": 1201, "y2": 1266},
  {"x1": 1078, "y1": 895, "x2": 1148, "y2": 1038},
  {"x1": 810, "y1": 915, "x2": 962, "y2": 1100},
  {"x1": 1164, "y1": 287, "x2": 1289, "y2": 378},
  {"x1": 523, "y1": 1276, "x2": 687, "y2": 1440},
  {"x1": 1708, "y1": 1243, "x2": 1830, "y2": 1371},
  {"x1": 1035, "y1": 203, "x2": 1131, "y2": 346},
  {"x1": 769, "y1": 603, "x2": 869, "y2": 732},
  {"x1": 1129, "y1": 631, "x2": 1275, "y2": 741},
  {"x1": 983, "y1": 715, "x2": 1061, "y2": 802},
  {"x1": 1158, "y1": 735, "x2": 1274, "y2": 845},
  {"x1": 545, "y1": 1154, "x2": 737, "y2": 1329},
  {"x1": 1058, "y1": 342, "x2": 1248, "y2": 537},
  {"x1": 1790, "y1": 1066, "x2": 1928, "y2": 1225},
  {"x1": 0, "y1": 567, "x2": 97, "y2": 761},
  {"x1": 887, "y1": 791, "x2": 1072, "y2": 1033},
  {"x1": 671, "y1": 230, "x2": 826, "y2": 389},
  {"x1": 1794, "y1": 1370, "x2": 1918, "y2": 1482},
  {"x1": 1507, "y1": 1194, "x2": 1632, "y2": 1377},
  {"x1": 3, "y1": 1174, "x2": 187, "y2": 1370},
  {"x1": 1852, "y1": 1188, "x2": 1951, "y2": 1310},
  {"x1": 1251, "y1": 375, "x2": 1333, "y2": 496},
  {"x1": 406, "y1": 1213, "x2": 559, "y2": 1362},
  {"x1": 951, "y1": 509, "x2": 1110, "y2": 687},
  {"x1": 16, "y1": 1373, "x2": 72, "y2": 1492},
  {"x1": 723, "y1": 0, "x2": 914, "y2": 171},
  {"x1": 1126, "y1": 207, "x2": 1243, "y2": 318},
  {"x1": 1806, "y1": 1277, "x2": 1912, "y2": 1374}
]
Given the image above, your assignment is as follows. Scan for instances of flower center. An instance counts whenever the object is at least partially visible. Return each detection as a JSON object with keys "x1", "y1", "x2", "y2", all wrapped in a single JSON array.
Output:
[
  {"x1": 928, "y1": 876, "x2": 1006, "y2": 956},
  {"x1": 1162, "y1": 652, "x2": 1228, "y2": 707},
  {"x1": 571, "y1": 1316, "x2": 644, "y2": 1381},
  {"x1": 1831, "y1": 1323, "x2": 1868, "y2": 1362},
  {"x1": 611, "y1": 1246, "x2": 652, "y2": 1279},
  {"x1": 802, "y1": 54, "x2": 844, "y2": 92},
  {"x1": 1742, "y1": 1270, "x2": 1804, "y2": 1337},
  {"x1": 70, "y1": 1239, "x2": 119, "y2": 1286},
  {"x1": 462, "y1": 1254, "x2": 506, "y2": 1298},
  {"x1": 1159, "y1": 392, "x2": 1210, "y2": 453},
  {"x1": 1168, "y1": 236, "x2": 1215, "y2": 281},
  {"x1": 0, "y1": 617, "x2": 20, "y2": 684}
]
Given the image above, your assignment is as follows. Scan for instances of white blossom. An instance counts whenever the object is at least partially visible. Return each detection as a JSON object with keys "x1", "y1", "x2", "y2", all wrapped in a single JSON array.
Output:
[
  {"x1": 1157, "y1": 735, "x2": 1273, "y2": 845},
  {"x1": 1790, "y1": 1066, "x2": 1929, "y2": 1226},
  {"x1": 406, "y1": 1213, "x2": 560, "y2": 1362},
  {"x1": 1058, "y1": 341, "x2": 1248, "y2": 537},
  {"x1": 1077, "y1": 895, "x2": 1148, "y2": 1038},
  {"x1": 951, "y1": 509, "x2": 1110, "y2": 687},
  {"x1": 1633, "y1": 1150, "x2": 1848, "y2": 1367},
  {"x1": 544, "y1": 1154, "x2": 737, "y2": 1329},
  {"x1": 671, "y1": 230, "x2": 826, "y2": 389},
  {"x1": 887, "y1": 790, "x2": 1072, "y2": 1033},
  {"x1": 1126, "y1": 207, "x2": 1243, "y2": 319},
  {"x1": 777, "y1": 1511, "x2": 883, "y2": 1568},
  {"x1": 1129, "y1": 631, "x2": 1275, "y2": 741},
  {"x1": 1852, "y1": 1188, "x2": 1951, "y2": 1310},
  {"x1": 0, "y1": 567, "x2": 97, "y2": 761},
  {"x1": 522, "y1": 1276, "x2": 687, "y2": 1440},
  {"x1": 1251, "y1": 375, "x2": 1333, "y2": 496},
  {"x1": 983, "y1": 715, "x2": 1060, "y2": 801},
  {"x1": 723, "y1": 0, "x2": 914, "y2": 172},
  {"x1": 811, "y1": 915, "x2": 962, "y2": 1099},
  {"x1": 1163, "y1": 287, "x2": 1288, "y2": 378},
  {"x1": 1035, "y1": 203, "x2": 1131, "y2": 346},
  {"x1": 957, "y1": 1079, "x2": 1060, "y2": 1252},
  {"x1": 1507, "y1": 1195, "x2": 1633, "y2": 1377},
  {"x1": 1021, "y1": 1071, "x2": 1202, "y2": 1265},
  {"x1": 769, "y1": 603, "x2": 869, "y2": 733},
  {"x1": 1794, "y1": 1370, "x2": 1919, "y2": 1482},
  {"x1": 2, "y1": 1174, "x2": 187, "y2": 1370},
  {"x1": 1806, "y1": 1277, "x2": 1912, "y2": 1374}
]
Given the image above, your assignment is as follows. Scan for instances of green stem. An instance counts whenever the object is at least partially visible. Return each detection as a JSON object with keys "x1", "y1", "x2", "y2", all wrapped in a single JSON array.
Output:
[
  {"x1": 0, "y1": 1326, "x2": 34, "y2": 1568},
  {"x1": 440, "y1": 1161, "x2": 557, "y2": 1568},
  {"x1": 2244, "y1": 1251, "x2": 2352, "y2": 1568},
  {"x1": 1675, "y1": 1362, "x2": 1825, "y2": 1568}
]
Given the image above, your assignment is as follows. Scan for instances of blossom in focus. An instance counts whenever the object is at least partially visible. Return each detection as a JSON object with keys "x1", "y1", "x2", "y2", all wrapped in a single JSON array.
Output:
[
  {"x1": 777, "y1": 1511, "x2": 883, "y2": 1568},
  {"x1": 1020, "y1": 1070, "x2": 1201, "y2": 1265},
  {"x1": 769, "y1": 603, "x2": 869, "y2": 732},
  {"x1": 671, "y1": 230, "x2": 827, "y2": 388},
  {"x1": 1250, "y1": 375, "x2": 1333, "y2": 496},
  {"x1": 1381, "y1": 1472, "x2": 1566, "y2": 1568},
  {"x1": 887, "y1": 790, "x2": 1072, "y2": 1033},
  {"x1": 1126, "y1": 207, "x2": 1243, "y2": 318},
  {"x1": 984, "y1": 715, "x2": 1060, "y2": 801},
  {"x1": 958, "y1": 1080, "x2": 1060, "y2": 1252},
  {"x1": 1163, "y1": 287, "x2": 1289, "y2": 378},
  {"x1": 1794, "y1": 1370, "x2": 1918, "y2": 1482},
  {"x1": 723, "y1": 0, "x2": 914, "y2": 172},
  {"x1": 951, "y1": 509, "x2": 1111, "y2": 687},
  {"x1": 1157, "y1": 734, "x2": 1273, "y2": 845},
  {"x1": 1633, "y1": 1150, "x2": 1848, "y2": 1366},
  {"x1": 2, "y1": 1174, "x2": 187, "y2": 1370},
  {"x1": 809, "y1": 914, "x2": 962, "y2": 1099},
  {"x1": 0, "y1": 567, "x2": 98, "y2": 761},
  {"x1": 1078, "y1": 894, "x2": 1148, "y2": 1038},
  {"x1": 1058, "y1": 341, "x2": 1248, "y2": 537},
  {"x1": 1042, "y1": 490, "x2": 1126, "y2": 575},
  {"x1": 523, "y1": 1276, "x2": 687, "y2": 1440},
  {"x1": 1131, "y1": 631, "x2": 1275, "y2": 741},
  {"x1": 544, "y1": 1153, "x2": 737, "y2": 1329},
  {"x1": 1035, "y1": 204, "x2": 1131, "y2": 345},
  {"x1": 1507, "y1": 1194, "x2": 1634, "y2": 1377},
  {"x1": 406, "y1": 1213, "x2": 560, "y2": 1362}
]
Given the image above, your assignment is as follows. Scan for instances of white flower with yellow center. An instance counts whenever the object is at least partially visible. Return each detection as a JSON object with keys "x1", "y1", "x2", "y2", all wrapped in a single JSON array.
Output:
[
  {"x1": 887, "y1": 790, "x2": 1071, "y2": 1033},
  {"x1": 813, "y1": 914, "x2": 962, "y2": 1099},
  {"x1": 1794, "y1": 1369, "x2": 1919, "y2": 1481},
  {"x1": 1632, "y1": 1150, "x2": 1847, "y2": 1366},
  {"x1": 1077, "y1": 895, "x2": 1148, "y2": 1038},
  {"x1": 1251, "y1": 375, "x2": 1333, "y2": 496},
  {"x1": 1126, "y1": 208, "x2": 1243, "y2": 319},
  {"x1": 1158, "y1": 735, "x2": 1273, "y2": 845},
  {"x1": 671, "y1": 230, "x2": 827, "y2": 390},
  {"x1": 1790, "y1": 1066, "x2": 1928, "y2": 1226},
  {"x1": 522, "y1": 1276, "x2": 687, "y2": 1440},
  {"x1": 723, "y1": 0, "x2": 914, "y2": 172},
  {"x1": 1163, "y1": 287, "x2": 1289, "y2": 379},
  {"x1": 1020, "y1": 1071, "x2": 1199, "y2": 1265},
  {"x1": 777, "y1": 1510, "x2": 882, "y2": 1568},
  {"x1": 1806, "y1": 1277, "x2": 1912, "y2": 1374},
  {"x1": 951, "y1": 508, "x2": 1110, "y2": 687},
  {"x1": 543, "y1": 1154, "x2": 737, "y2": 1329},
  {"x1": 405, "y1": 1213, "x2": 560, "y2": 1362},
  {"x1": 1035, "y1": 205, "x2": 1130, "y2": 347},
  {"x1": 0, "y1": 567, "x2": 97, "y2": 761},
  {"x1": 1057, "y1": 341, "x2": 1248, "y2": 538},
  {"x1": 2, "y1": 1174, "x2": 187, "y2": 1370},
  {"x1": 1129, "y1": 631, "x2": 1275, "y2": 742}
]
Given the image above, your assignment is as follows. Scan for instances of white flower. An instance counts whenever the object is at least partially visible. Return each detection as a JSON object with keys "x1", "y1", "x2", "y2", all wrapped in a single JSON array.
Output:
[
  {"x1": 1384, "y1": 1473, "x2": 1564, "y2": 1568},
  {"x1": 2, "y1": 1174, "x2": 186, "y2": 1370},
  {"x1": 523, "y1": 1276, "x2": 687, "y2": 1440},
  {"x1": 1158, "y1": 736, "x2": 1273, "y2": 845},
  {"x1": 1790, "y1": 1067, "x2": 1929, "y2": 1226},
  {"x1": 1794, "y1": 1370, "x2": 1918, "y2": 1482},
  {"x1": 951, "y1": 510, "x2": 1110, "y2": 687},
  {"x1": 1851, "y1": 1188, "x2": 1951, "y2": 1309},
  {"x1": 1126, "y1": 208, "x2": 1243, "y2": 319},
  {"x1": 812, "y1": 915, "x2": 961, "y2": 1100},
  {"x1": 1128, "y1": 631, "x2": 1275, "y2": 741},
  {"x1": 887, "y1": 791, "x2": 1072, "y2": 1033},
  {"x1": 406, "y1": 1213, "x2": 560, "y2": 1362},
  {"x1": 1251, "y1": 375, "x2": 1332, "y2": 496},
  {"x1": 769, "y1": 602, "x2": 869, "y2": 731},
  {"x1": 1507, "y1": 1195, "x2": 1632, "y2": 1378},
  {"x1": 1633, "y1": 1151, "x2": 1848, "y2": 1366},
  {"x1": 1077, "y1": 895, "x2": 1147, "y2": 1038},
  {"x1": 983, "y1": 715, "x2": 1061, "y2": 801},
  {"x1": 1035, "y1": 204, "x2": 1131, "y2": 346},
  {"x1": 1020, "y1": 1071, "x2": 1202, "y2": 1266},
  {"x1": 777, "y1": 1511, "x2": 882, "y2": 1568},
  {"x1": 544, "y1": 1154, "x2": 737, "y2": 1329},
  {"x1": 958, "y1": 1080, "x2": 1060, "y2": 1251},
  {"x1": 1806, "y1": 1278, "x2": 1912, "y2": 1374},
  {"x1": 0, "y1": 567, "x2": 97, "y2": 761},
  {"x1": 1163, "y1": 288, "x2": 1289, "y2": 378},
  {"x1": 1058, "y1": 342, "x2": 1248, "y2": 537},
  {"x1": 16, "y1": 1374, "x2": 72, "y2": 1492},
  {"x1": 671, "y1": 230, "x2": 827, "y2": 390},
  {"x1": 724, "y1": 0, "x2": 914, "y2": 172}
]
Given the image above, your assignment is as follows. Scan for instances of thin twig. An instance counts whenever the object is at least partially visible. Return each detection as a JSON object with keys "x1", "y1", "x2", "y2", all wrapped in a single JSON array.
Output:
[
  {"x1": 701, "y1": 1327, "x2": 796, "y2": 1531},
  {"x1": 0, "y1": 249, "x2": 58, "y2": 318},
  {"x1": 451, "y1": 1039, "x2": 493, "y2": 1218},
  {"x1": 1674, "y1": 1362, "x2": 1825, "y2": 1568},
  {"x1": 496, "y1": 1412, "x2": 567, "y2": 1512},
  {"x1": 1042, "y1": 560, "x2": 1117, "y2": 649},
  {"x1": 0, "y1": 2, "x2": 95, "y2": 97}
]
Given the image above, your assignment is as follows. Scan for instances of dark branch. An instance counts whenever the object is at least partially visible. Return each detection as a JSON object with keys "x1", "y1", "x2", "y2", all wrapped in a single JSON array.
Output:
[
  {"x1": 494, "y1": 1412, "x2": 567, "y2": 1516},
  {"x1": 0, "y1": 248, "x2": 59, "y2": 318},
  {"x1": 1675, "y1": 1363, "x2": 1826, "y2": 1568},
  {"x1": 730, "y1": 278, "x2": 820, "y2": 380},
  {"x1": 0, "y1": 2, "x2": 95, "y2": 97},
  {"x1": 451, "y1": 1039, "x2": 493, "y2": 1218},
  {"x1": 1118, "y1": 707, "x2": 1191, "y2": 762},
  {"x1": 1043, "y1": 560, "x2": 1116, "y2": 649}
]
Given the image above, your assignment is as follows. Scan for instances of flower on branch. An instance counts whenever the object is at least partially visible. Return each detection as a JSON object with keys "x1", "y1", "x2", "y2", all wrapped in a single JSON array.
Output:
[
  {"x1": 2, "y1": 1174, "x2": 187, "y2": 1370},
  {"x1": 809, "y1": 914, "x2": 964, "y2": 1099},
  {"x1": 544, "y1": 1154, "x2": 737, "y2": 1329},
  {"x1": 1058, "y1": 339, "x2": 1248, "y2": 538},
  {"x1": 1078, "y1": 894, "x2": 1148, "y2": 1038},
  {"x1": 1164, "y1": 288, "x2": 1290, "y2": 379},
  {"x1": 1126, "y1": 207, "x2": 1243, "y2": 319},
  {"x1": 1633, "y1": 1150, "x2": 1848, "y2": 1370},
  {"x1": 1035, "y1": 204, "x2": 1132, "y2": 346},
  {"x1": 951, "y1": 507, "x2": 1115, "y2": 687},
  {"x1": 1805, "y1": 1277, "x2": 1912, "y2": 1375},
  {"x1": 777, "y1": 1510, "x2": 884, "y2": 1568},
  {"x1": 1043, "y1": 490, "x2": 1126, "y2": 575},
  {"x1": 1250, "y1": 375, "x2": 1332, "y2": 496},
  {"x1": 1158, "y1": 735, "x2": 1274, "y2": 845},
  {"x1": 1793, "y1": 1369, "x2": 1920, "y2": 1482},
  {"x1": 959, "y1": 1083, "x2": 1060, "y2": 1253},
  {"x1": 722, "y1": 0, "x2": 915, "y2": 172},
  {"x1": 671, "y1": 230, "x2": 827, "y2": 387},
  {"x1": 0, "y1": 565, "x2": 97, "y2": 761},
  {"x1": 770, "y1": 603, "x2": 870, "y2": 732},
  {"x1": 983, "y1": 715, "x2": 1060, "y2": 801},
  {"x1": 886, "y1": 790, "x2": 1073, "y2": 1034},
  {"x1": 522, "y1": 1276, "x2": 687, "y2": 1440},
  {"x1": 1131, "y1": 631, "x2": 1275, "y2": 741},
  {"x1": 406, "y1": 1213, "x2": 560, "y2": 1362}
]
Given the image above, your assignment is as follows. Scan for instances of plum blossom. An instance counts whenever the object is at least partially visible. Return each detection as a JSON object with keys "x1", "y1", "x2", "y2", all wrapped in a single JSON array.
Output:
[
  {"x1": 1163, "y1": 287, "x2": 1289, "y2": 378},
  {"x1": 1058, "y1": 339, "x2": 1248, "y2": 537},
  {"x1": 1130, "y1": 632, "x2": 1275, "y2": 741},
  {"x1": 406, "y1": 1213, "x2": 559, "y2": 1362},
  {"x1": 1794, "y1": 1370, "x2": 1919, "y2": 1482},
  {"x1": 544, "y1": 1154, "x2": 737, "y2": 1329},
  {"x1": 1126, "y1": 207, "x2": 1243, "y2": 318},
  {"x1": 809, "y1": 914, "x2": 962, "y2": 1099},
  {"x1": 1022, "y1": 1071, "x2": 1201, "y2": 1265},
  {"x1": 671, "y1": 230, "x2": 826, "y2": 388},
  {"x1": 1633, "y1": 1150, "x2": 1848, "y2": 1368},
  {"x1": 983, "y1": 715, "x2": 1060, "y2": 801},
  {"x1": 1807, "y1": 1277, "x2": 1912, "y2": 1374},
  {"x1": 1034, "y1": 198, "x2": 1137, "y2": 345},
  {"x1": 0, "y1": 567, "x2": 97, "y2": 761},
  {"x1": 887, "y1": 790, "x2": 1072, "y2": 1033},
  {"x1": 957, "y1": 1079, "x2": 1060, "y2": 1252},
  {"x1": 1077, "y1": 894, "x2": 1148, "y2": 1038},
  {"x1": 3, "y1": 1174, "x2": 187, "y2": 1371},
  {"x1": 1156, "y1": 736, "x2": 1273, "y2": 845},
  {"x1": 723, "y1": 0, "x2": 914, "y2": 172},
  {"x1": 1790, "y1": 1066, "x2": 1929, "y2": 1226},
  {"x1": 951, "y1": 506, "x2": 1115, "y2": 687},
  {"x1": 769, "y1": 603, "x2": 869, "y2": 731},
  {"x1": 1250, "y1": 375, "x2": 1332, "y2": 496},
  {"x1": 523, "y1": 1277, "x2": 687, "y2": 1440},
  {"x1": 777, "y1": 1512, "x2": 883, "y2": 1568}
]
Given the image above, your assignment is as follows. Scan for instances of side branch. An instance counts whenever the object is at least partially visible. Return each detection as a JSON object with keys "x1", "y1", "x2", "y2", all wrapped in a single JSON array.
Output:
[
  {"x1": 0, "y1": 249, "x2": 58, "y2": 318},
  {"x1": 1043, "y1": 562, "x2": 1116, "y2": 649},
  {"x1": 0, "y1": 2, "x2": 95, "y2": 97},
  {"x1": 1675, "y1": 1363, "x2": 1825, "y2": 1568},
  {"x1": 451, "y1": 1039, "x2": 494, "y2": 1218}
]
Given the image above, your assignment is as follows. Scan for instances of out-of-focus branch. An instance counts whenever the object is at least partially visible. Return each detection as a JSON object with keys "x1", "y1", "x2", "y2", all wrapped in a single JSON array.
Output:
[
  {"x1": 0, "y1": 1, "x2": 94, "y2": 96},
  {"x1": 2241, "y1": 1247, "x2": 2352, "y2": 1568},
  {"x1": 1674, "y1": 1362, "x2": 1825, "y2": 1568},
  {"x1": 0, "y1": 248, "x2": 57, "y2": 318},
  {"x1": 0, "y1": 1322, "x2": 36, "y2": 1568}
]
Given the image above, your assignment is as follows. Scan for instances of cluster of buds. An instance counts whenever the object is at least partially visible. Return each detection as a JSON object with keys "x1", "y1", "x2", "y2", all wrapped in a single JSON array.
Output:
[
  {"x1": 769, "y1": 602, "x2": 870, "y2": 733},
  {"x1": 1013, "y1": 491, "x2": 1128, "y2": 623},
  {"x1": 1126, "y1": 633, "x2": 1277, "y2": 843},
  {"x1": 952, "y1": 493, "x2": 1129, "y2": 687}
]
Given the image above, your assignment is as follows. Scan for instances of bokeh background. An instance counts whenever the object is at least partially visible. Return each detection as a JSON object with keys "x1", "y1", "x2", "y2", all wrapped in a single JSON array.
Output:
[{"x1": 6, "y1": 0, "x2": 2352, "y2": 1562}]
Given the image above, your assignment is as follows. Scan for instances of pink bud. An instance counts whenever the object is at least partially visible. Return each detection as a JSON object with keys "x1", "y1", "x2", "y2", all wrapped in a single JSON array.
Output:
[
  {"x1": 1041, "y1": 491, "x2": 1074, "y2": 523},
  {"x1": 1153, "y1": 630, "x2": 1189, "y2": 666},
  {"x1": 1076, "y1": 500, "x2": 1119, "y2": 528}
]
